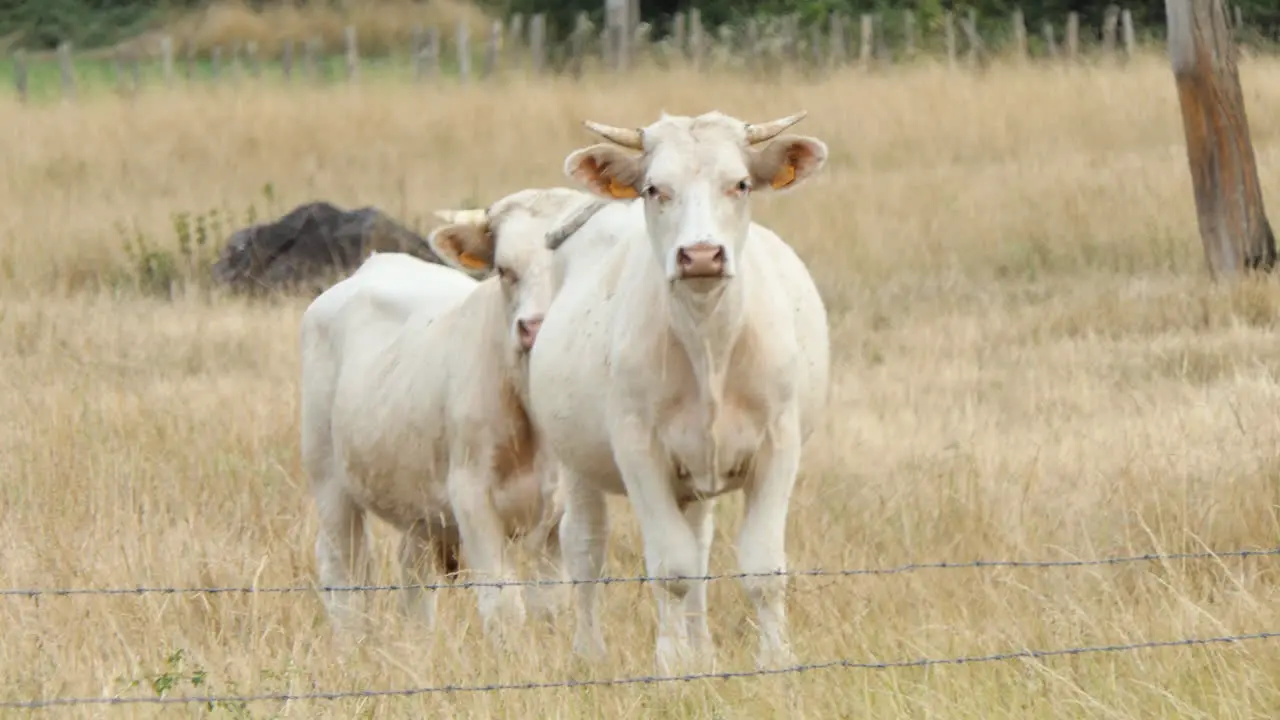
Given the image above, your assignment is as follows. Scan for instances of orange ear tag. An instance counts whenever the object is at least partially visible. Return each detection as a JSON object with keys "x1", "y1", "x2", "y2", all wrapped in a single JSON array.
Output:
[
  {"x1": 771, "y1": 164, "x2": 797, "y2": 190},
  {"x1": 457, "y1": 252, "x2": 488, "y2": 270},
  {"x1": 608, "y1": 179, "x2": 639, "y2": 199}
]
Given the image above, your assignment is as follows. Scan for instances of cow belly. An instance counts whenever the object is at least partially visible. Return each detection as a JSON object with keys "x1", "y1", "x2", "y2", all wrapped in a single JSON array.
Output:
[
  {"x1": 339, "y1": 447, "x2": 451, "y2": 533},
  {"x1": 491, "y1": 469, "x2": 547, "y2": 535},
  {"x1": 561, "y1": 437, "x2": 626, "y2": 494}
]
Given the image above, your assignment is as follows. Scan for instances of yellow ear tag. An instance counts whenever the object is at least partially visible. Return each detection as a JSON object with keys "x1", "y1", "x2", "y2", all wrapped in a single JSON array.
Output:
[
  {"x1": 771, "y1": 164, "x2": 797, "y2": 190},
  {"x1": 608, "y1": 179, "x2": 639, "y2": 199},
  {"x1": 457, "y1": 251, "x2": 488, "y2": 270}
]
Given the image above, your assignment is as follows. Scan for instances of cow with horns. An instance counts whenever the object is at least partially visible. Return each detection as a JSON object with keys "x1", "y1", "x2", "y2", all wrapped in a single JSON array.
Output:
[{"x1": 529, "y1": 111, "x2": 832, "y2": 672}]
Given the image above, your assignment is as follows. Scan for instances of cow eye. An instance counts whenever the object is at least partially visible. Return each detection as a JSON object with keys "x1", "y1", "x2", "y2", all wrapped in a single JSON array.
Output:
[
  {"x1": 734, "y1": 179, "x2": 752, "y2": 195},
  {"x1": 642, "y1": 184, "x2": 670, "y2": 202}
]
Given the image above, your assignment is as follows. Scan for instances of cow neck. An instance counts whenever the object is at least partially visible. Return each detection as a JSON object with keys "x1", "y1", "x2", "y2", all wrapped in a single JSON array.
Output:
[{"x1": 665, "y1": 276, "x2": 746, "y2": 483}]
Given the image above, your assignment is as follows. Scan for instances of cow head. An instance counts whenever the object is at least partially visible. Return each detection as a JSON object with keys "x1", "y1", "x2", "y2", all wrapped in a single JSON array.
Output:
[
  {"x1": 428, "y1": 189, "x2": 594, "y2": 356},
  {"x1": 562, "y1": 110, "x2": 827, "y2": 290}
]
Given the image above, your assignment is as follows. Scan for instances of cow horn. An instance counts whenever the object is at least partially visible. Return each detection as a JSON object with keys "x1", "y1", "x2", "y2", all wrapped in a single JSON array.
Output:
[
  {"x1": 433, "y1": 209, "x2": 487, "y2": 225},
  {"x1": 583, "y1": 120, "x2": 644, "y2": 150},
  {"x1": 745, "y1": 111, "x2": 808, "y2": 145}
]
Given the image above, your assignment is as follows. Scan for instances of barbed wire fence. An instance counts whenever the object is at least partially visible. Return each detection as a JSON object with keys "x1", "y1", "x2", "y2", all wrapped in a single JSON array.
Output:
[
  {"x1": 2, "y1": 546, "x2": 1278, "y2": 710},
  {"x1": 6, "y1": 546, "x2": 1278, "y2": 597}
]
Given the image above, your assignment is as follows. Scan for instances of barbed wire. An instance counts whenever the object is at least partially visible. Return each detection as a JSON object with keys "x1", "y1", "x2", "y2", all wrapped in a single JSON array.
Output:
[
  {"x1": 1, "y1": 630, "x2": 1274, "y2": 709},
  {"x1": 3, "y1": 546, "x2": 1276, "y2": 599}
]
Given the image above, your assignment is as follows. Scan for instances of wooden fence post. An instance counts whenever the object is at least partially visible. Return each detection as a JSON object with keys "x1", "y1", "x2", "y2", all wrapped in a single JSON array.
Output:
[
  {"x1": 828, "y1": 13, "x2": 846, "y2": 67},
  {"x1": 1102, "y1": 4, "x2": 1120, "y2": 58},
  {"x1": 58, "y1": 41, "x2": 75, "y2": 100},
  {"x1": 13, "y1": 51, "x2": 27, "y2": 103},
  {"x1": 903, "y1": 10, "x2": 916, "y2": 60},
  {"x1": 689, "y1": 9, "x2": 703, "y2": 71},
  {"x1": 1012, "y1": 8, "x2": 1027, "y2": 61},
  {"x1": 568, "y1": 12, "x2": 588, "y2": 78},
  {"x1": 282, "y1": 40, "x2": 294, "y2": 82},
  {"x1": 305, "y1": 37, "x2": 320, "y2": 83},
  {"x1": 962, "y1": 8, "x2": 986, "y2": 68},
  {"x1": 161, "y1": 36, "x2": 174, "y2": 86},
  {"x1": 426, "y1": 27, "x2": 441, "y2": 79},
  {"x1": 1066, "y1": 12, "x2": 1080, "y2": 62},
  {"x1": 808, "y1": 23, "x2": 823, "y2": 72},
  {"x1": 744, "y1": 18, "x2": 760, "y2": 75},
  {"x1": 530, "y1": 13, "x2": 547, "y2": 75},
  {"x1": 1121, "y1": 9, "x2": 1136, "y2": 59},
  {"x1": 456, "y1": 20, "x2": 471, "y2": 83},
  {"x1": 482, "y1": 19, "x2": 501, "y2": 78},
  {"x1": 409, "y1": 25, "x2": 424, "y2": 80},
  {"x1": 506, "y1": 14, "x2": 523, "y2": 72},
  {"x1": 344, "y1": 25, "x2": 359, "y2": 82},
  {"x1": 128, "y1": 50, "x2": 141, "y2": 93},
  {"x1": 246, "y1": 40, "x2": 261, "y2": 78},
  {"x1": 605, "y1": 0, "x2": 621, "y2": 72},
  {"x1": 1166, "y1": 0, "x2": 1276, "y2": 277},
  {"x1": 672, "y1": 12, "x2": 686, "y2": 63},
  {"x1": 1043, "y1": 21, "x2": 1058, "y2": 58},
  {"x1": 859, "y1": 14, "x2": 873, "y2": 69}
]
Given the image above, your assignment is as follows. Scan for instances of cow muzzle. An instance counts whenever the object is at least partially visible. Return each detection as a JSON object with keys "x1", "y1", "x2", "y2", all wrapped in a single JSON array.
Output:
[
  {"x1": 675, "y1": 243, "x2": 727, "y2": 279},
  {"x1": 517, "y1": 315, "x2": 544, "y2": 351}
]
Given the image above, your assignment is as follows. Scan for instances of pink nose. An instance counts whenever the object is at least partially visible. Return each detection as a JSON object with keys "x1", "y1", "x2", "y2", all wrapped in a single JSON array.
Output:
[
  {"x1": 517, "y1": 316, "x2": 544, "y2": 350},
  {"x1": 676, "y1": 243, "x2": 726, "y2": 278}
]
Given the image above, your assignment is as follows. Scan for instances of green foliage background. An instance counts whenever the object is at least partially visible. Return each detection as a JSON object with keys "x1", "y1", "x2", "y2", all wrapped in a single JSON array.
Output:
[{"x1": 2, "y1": 0, "x2": 1278, "y2": 51}]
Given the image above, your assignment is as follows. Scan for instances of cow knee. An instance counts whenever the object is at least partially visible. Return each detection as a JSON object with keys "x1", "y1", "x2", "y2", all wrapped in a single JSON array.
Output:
[{"x1": 646, "y1": 539, "x2": 702, "y2": 600}]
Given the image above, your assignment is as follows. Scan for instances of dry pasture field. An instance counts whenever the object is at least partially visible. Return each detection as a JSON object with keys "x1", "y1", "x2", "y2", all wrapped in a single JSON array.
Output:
[{"x1": 2, "y1": 56, "x2": 1280, "y2": 718}]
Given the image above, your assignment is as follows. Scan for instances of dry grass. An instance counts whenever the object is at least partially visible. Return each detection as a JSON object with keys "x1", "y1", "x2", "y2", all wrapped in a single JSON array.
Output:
[
  {"x1": 130, "y1": 0, "x2": 493, "y2": 57},
  {"x1": 3, "y1": 54, "x2": 1280, "y2": 718}
]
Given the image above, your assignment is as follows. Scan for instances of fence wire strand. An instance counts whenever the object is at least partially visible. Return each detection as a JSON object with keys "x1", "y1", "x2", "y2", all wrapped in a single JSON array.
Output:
[
  {"x1": 1, "y1": 631, "x2": 1275, "y2": 709},
  {"x1": 2, "y1": 546, "x2": 1276, "y2": 599}
]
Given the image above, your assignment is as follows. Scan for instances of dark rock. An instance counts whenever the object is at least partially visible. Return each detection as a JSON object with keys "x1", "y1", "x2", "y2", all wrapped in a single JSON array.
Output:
[{"x1": 210, "y1": 201, "x2": 460, "y2": 295}]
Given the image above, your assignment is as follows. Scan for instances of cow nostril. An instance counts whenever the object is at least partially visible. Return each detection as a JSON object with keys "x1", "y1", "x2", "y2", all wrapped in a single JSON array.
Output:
[
  {"x1": 677, "y1": 248, "x2": 693, "y2": 267},
  {"x1": 518, "y1": 317, "x2": 543, "y2": 337},
  {"x1": 712, "y1": 247, "x2": 725, "y2": 264}
]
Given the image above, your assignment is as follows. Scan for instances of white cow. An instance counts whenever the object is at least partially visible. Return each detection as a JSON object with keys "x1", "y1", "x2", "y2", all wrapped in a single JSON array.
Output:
[
  {"x1": 528, "y1": 111, "x2": 831, "y2": 672},
  {"x1": 299, "y1": 187, "x2": 598, "y2": 643}
]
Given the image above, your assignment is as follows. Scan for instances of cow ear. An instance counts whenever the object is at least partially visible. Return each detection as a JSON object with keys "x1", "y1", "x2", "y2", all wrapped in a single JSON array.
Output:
[
  {"x1": 428, "y1": 222, "x2": 494, "y2": 273},
  {"x1": 564, "y1": 144, "x2": 644, "y2": 200},
  {"x1": 748, "y1": 135, "x2": 828, "y2": 193}
]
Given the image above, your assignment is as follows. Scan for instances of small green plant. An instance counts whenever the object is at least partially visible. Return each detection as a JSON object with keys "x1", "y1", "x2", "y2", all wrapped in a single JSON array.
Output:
[
  {"x1": 115, "y1": 184, "x2": 283, "y2": 299},
  {"x1": 118, "y1": 220, "x2": 179, "y2": 298},
  {"x1": 261, "y1": 182, "x2": 277, "y2": 218},
  {"x1": 118, "y1": 647, "x2": 256, "y2": 718}
]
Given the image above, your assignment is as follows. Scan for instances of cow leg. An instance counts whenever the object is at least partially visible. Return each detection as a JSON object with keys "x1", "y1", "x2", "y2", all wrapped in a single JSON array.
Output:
[
  {"x1": 396, "y1": 519, "x2": 456, "y2": 633},
  {"x1": 446, "y1": 465, "x2": 526, "y2": 646},
  {"x1": 681, "y1": 498, "x2": 717, "y2": 666},
  {"x1": 737, "y1": 410, "x2": 803, "y2": 670},
  {"x1": 314, "y1": 483, "x2": 373, "y2": 636},
  {"x1": 611, "y1": 414, "x2": 704, "y2": 674},
  {"x1": 524, "y1": 464, "x2": 568, "y2": 625},
  {"x1": 560, "y1": 468, "x2": 608, "y2": 660},
  {"x1": 526, "y1": 511, "x2": 568, "y2": 626}
]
